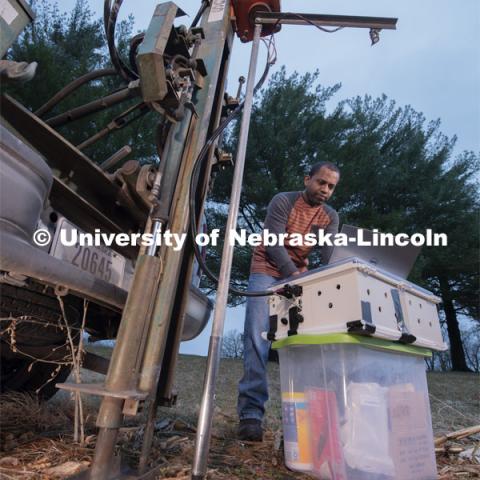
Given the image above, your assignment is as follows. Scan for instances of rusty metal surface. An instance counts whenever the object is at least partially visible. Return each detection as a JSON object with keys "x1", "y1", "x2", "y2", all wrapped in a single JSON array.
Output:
[
  {"x1": 50, "y1": 179, "x2": 121, "y2": 233},
  {"x1": 86, "y1": 251, "x2": 163, "y2": 480},
  {"x1": 191, "y1": 20, "x2": 262, "y2": 480},
  {"x1": 100, "y1": 146, "x2": 132, "y2": 171},
  {"x1": 1, "y1": 94, "x2": 117, "y2": 188},
  {"x1": 76, "y1": 102, "x2": 149, "y2": 151},
  {"x1": 231, "y1": 0, "x2": 281, "y2": 42},
  {"x1": 99, "y1": 255, "x2": 163, "y2": 397}
]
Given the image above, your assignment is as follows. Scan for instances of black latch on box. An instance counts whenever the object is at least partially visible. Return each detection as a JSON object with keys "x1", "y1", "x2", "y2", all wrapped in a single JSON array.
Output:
[{"x1": 288, "y1": 306, "x2": 304, "y2": 336}]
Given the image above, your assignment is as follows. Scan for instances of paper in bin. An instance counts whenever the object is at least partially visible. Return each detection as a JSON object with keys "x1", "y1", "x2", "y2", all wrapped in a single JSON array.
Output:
[
  {"x1": 388, "y1": 388, "x2": 437, "y2": 480},
  {"x1": 342, "y1": 382, "x2": 395, "y2": 475},
  {"x1": 307, "y1": 388, "x2": 346, "y2": 480}
]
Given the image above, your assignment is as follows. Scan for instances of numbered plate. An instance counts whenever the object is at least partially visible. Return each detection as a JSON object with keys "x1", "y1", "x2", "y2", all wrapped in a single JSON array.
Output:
[{"x1": 50, "y1": 218, "x2": 126, "y2": 288}]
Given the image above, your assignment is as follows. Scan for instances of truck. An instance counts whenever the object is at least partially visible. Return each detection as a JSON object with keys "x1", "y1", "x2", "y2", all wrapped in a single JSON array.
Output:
[{"x1": 0, "y1": 0, "x2": 220, "y2": 399}]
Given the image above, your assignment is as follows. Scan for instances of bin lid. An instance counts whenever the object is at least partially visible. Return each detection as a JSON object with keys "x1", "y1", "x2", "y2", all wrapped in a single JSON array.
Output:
[{"x1": 272, "y1": 333, "x2": 432, "y2": 357}]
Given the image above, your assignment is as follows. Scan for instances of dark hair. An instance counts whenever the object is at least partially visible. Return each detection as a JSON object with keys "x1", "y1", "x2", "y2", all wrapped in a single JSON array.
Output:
[{"x1": 308, "y1": 161, "x2": 340, "y2": 177}]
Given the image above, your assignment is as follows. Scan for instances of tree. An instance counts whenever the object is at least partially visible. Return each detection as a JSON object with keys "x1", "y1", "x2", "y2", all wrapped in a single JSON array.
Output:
[
  {"x1": 334, "y1": 95, "x2": 479, "y2": 371},
  {"x1": 221, "y1": 329, "x2": 244, "y2": 359},
  {"x1": 2, "y1": 0, "x2": 158, "y2": 165},
  {"x1": 416, "y1": 152, "x2": 479, "y2": 371},
  {"x1": 463, "y1": 323, "x2": 480, "y2": 373},
  {"x1": 206, "y1": 69, "x2": 479, "y2": 371}
]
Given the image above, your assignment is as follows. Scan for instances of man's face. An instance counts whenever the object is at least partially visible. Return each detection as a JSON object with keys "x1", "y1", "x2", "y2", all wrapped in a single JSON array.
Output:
[{"x1": 303, "y1": 166, "x2": 340, "y2": 205}]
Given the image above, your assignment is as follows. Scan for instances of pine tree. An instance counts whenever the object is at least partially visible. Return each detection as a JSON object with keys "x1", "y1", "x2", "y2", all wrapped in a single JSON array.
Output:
[{"x1": 207, "y1": 70, "x2": 479, "y2": 370}]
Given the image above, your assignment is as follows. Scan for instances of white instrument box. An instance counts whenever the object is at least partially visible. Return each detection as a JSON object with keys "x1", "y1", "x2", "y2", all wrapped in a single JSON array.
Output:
[{"x1": 267, "y1": 258, "x2": 446, "y2": 351}]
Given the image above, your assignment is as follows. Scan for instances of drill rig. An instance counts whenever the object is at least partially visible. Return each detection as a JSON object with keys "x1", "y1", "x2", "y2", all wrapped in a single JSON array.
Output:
[{"x1": 0, "y1": 1, "x2": 397, "y2": 478}]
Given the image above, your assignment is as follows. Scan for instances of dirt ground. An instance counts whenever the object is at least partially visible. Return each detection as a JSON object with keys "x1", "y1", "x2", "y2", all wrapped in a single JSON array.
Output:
[{"x1": 0, "y1": 348, "x2": 479, "y2": 479}]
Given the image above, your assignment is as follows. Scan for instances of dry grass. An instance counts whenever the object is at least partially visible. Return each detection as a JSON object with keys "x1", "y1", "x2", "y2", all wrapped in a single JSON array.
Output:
[
  {"x1": 427, "y1": 372, "x2": 479, "y2": 434},
  {"x1": 0, "y1": 391, "x2": 97, "y2": 479},
  {"x1": 0, "y1": 347, "x2": 479, "y2": 479}
]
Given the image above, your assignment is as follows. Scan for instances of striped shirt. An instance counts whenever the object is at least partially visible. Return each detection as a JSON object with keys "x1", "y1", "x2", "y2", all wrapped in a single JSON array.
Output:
[{"x1": 251, "y1": 192, "x2": 339, "y2": 278}]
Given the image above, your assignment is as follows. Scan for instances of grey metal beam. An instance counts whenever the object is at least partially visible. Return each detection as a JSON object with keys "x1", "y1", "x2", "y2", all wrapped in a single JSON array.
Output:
[{"x1": 255, "y1": 12, "x2": 397, "y2": 30}]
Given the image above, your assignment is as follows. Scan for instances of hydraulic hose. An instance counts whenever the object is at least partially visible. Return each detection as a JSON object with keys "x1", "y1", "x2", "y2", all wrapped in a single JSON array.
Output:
[
  {"x1": 190, "y1": 1, "x2": 209, "y2": 29},
  {"x1": 128, "y1": 33, "x2": 145, "y2": 75},
  {"x1": 34, "y1": 68, "x2": 118, "y2": 117},
  {"x1": 104, "y1": 0, "x2": 138, "y2": 81}
]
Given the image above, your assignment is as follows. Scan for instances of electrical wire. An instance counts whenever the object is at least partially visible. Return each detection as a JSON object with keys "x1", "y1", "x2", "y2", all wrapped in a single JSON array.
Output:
[
  {"x1": 189, "y1": 35, "x2": 278, "y2": 297},
  {"x1": 261, "y1": 32, "x2": 277, "y2": 66},
  {"x1": 287, "y1": 13, "x2": 344, "y2": 33}
]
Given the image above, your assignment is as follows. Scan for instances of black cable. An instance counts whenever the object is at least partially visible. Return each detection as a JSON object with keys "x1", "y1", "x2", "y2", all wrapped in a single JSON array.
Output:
[
  {"x1": 104, "y1": 0, "x2": 138, "y2": 81},
  {"x1": 190, "y1": 0, "x2": 209, "y2": 29},
  {"x1": 129, "y1": 33, "x2": 145, "y2": 75},
  {"x1": 189, "y1": 44, "x2": 276, "y2": 297},
  {"x1": 103, "y1": 0, "x2": 111, "y2": 36},
  {"x1": 288, "y1": 13, "x2": 344, "y2": 33},
  {"x1": 112, "y1": 0, "x2": 139, "y2": 79},
  {"x1": 104, "y1": 0, "x2": 128, "y2": 81}
]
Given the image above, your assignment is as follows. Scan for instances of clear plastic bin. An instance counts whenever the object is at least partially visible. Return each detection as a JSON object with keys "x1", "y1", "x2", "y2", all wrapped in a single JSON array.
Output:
[{"x1": 275, "y1": 334, "x2": 437, "y2": 480}]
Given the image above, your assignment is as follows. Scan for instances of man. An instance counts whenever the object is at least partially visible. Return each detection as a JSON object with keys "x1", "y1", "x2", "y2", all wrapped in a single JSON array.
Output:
[{"x1": 237, "y1": 161, "x2": 340, "y2": 441}]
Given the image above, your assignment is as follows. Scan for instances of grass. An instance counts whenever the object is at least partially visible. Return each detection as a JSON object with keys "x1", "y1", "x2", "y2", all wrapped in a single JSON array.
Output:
[
  {"x1": 427, "y1": 371, "x2": 479, "y2": 433},
  {"x1": 0, "y1": 345, "x2": 479, "y2": 479},
  {"x1": 82, "y1": 349, "x2": 478, "y2": 437}
]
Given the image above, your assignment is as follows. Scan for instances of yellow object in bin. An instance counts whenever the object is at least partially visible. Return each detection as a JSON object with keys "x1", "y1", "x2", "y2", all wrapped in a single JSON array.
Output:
[{"x1": 281, "y1": 392, "x2": 312, "y2": 471}]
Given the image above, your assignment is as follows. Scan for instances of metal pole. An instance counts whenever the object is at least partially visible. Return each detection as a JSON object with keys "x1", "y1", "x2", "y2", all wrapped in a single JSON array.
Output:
[
  {"x1": 191, "y1": 23, "x2": 262, "y2": 480},
  {"x1": 147, "y1": 221, "x2": 163, "y2": 256},
  {"x1": 136, "y1": 0, "x2": 234, "y2": 397},
  {"x1": 99, "y1": 145, "x2": 132, "y2": 171},
  {"x1": 45, "y1": 87, "x2": 138, "y2": 128},
  {"x1": 254, "y1": 12, "x2": 397, "y2": 30},
  {"x1": 88, "y1": 125, "x2": 177, "y2": 480},
  {"x1": 138, "y1": 394, "x2": 160, "y2": 474}
]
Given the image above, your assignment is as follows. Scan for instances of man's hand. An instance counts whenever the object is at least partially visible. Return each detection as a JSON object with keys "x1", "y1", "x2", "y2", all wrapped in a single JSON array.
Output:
[{"x1": 291, "y1": 271, "x2": 301, "y2": 276}]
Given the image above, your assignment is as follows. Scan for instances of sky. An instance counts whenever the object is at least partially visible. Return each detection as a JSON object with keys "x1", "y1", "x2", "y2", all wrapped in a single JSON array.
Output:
[{"x1": 59, "y1": 0, "x2": 479, "y2": 355}]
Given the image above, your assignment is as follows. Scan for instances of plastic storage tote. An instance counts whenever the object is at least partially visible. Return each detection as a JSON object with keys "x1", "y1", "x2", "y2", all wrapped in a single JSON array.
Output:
[{"x1": 274, "y1": 334, "x2": 437, "y2": 480}]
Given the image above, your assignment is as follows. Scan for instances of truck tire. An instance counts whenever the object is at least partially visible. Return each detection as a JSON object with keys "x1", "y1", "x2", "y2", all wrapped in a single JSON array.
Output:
[{"x1": 0, "y1": 284, "x2": 81, "y2": 399}]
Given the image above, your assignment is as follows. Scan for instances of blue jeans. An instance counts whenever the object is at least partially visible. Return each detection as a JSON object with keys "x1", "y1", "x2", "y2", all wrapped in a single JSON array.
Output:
[{"x1": 237, "y1": 273, "x2": 278, "y2": 421}]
